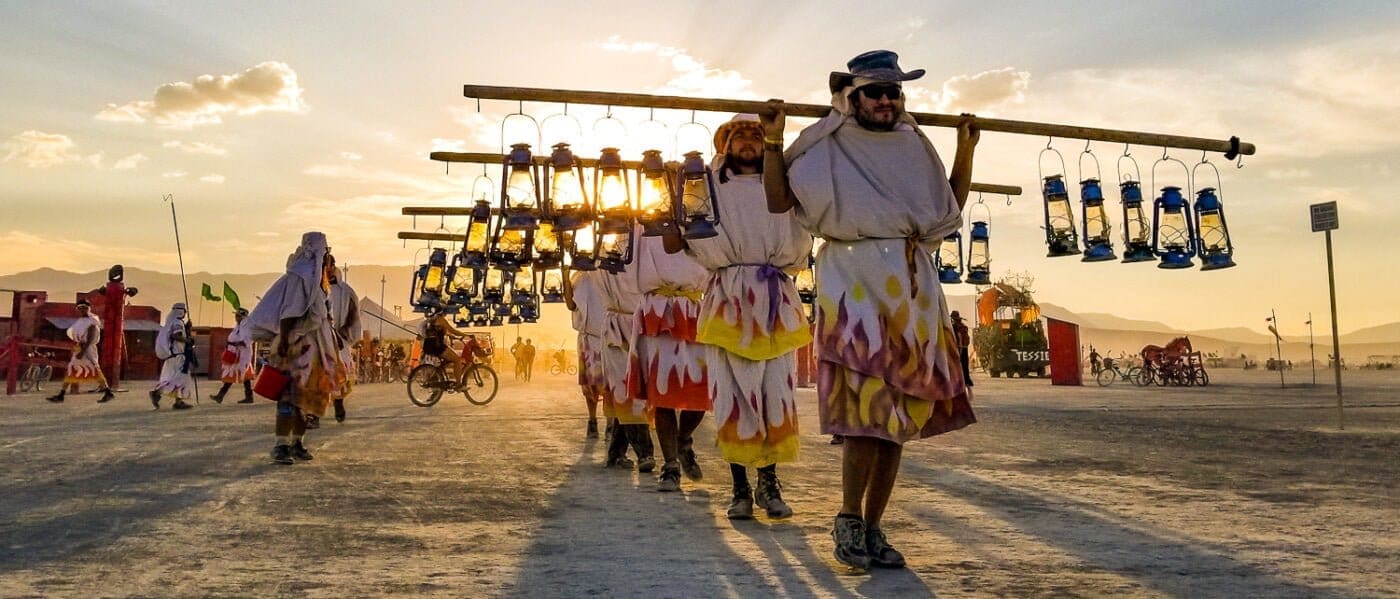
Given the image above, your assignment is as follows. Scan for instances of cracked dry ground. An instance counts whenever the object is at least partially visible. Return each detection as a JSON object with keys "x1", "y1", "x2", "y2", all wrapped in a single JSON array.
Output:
[{"x1": 2, "y1": 369, "x2": 1397, "y2": 598}]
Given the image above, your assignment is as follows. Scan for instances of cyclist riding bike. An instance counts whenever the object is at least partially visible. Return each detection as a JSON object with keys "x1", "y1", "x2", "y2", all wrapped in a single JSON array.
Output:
[{"x1": 420, "y1": 312, "x2": 488, "y2": 382}]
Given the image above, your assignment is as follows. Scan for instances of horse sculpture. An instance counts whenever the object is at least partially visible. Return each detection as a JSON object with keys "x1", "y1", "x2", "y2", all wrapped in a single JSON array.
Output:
[{"x1": 1141, "y1": 336, "x2": 1193, "y2": 369}]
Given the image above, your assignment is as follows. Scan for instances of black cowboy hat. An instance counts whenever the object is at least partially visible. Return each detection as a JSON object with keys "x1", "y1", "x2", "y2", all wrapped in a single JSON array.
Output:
[{"x1": 829, "y1": 50, "x2": 926, "y2": 93}]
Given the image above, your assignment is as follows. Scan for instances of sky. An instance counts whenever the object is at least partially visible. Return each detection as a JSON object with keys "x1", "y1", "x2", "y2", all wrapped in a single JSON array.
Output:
[{"x1": 2, "y1": 1, "x2": 1399, "y2": 334}]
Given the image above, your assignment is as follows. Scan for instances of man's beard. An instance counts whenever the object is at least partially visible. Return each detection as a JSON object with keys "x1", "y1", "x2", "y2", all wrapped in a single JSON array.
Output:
[
  {"x1": 724, "y1": 153, "x2": 763, "y2": 173},
  {"x1": 853, "y1": 107, "x2": 899, "y2": 131}
]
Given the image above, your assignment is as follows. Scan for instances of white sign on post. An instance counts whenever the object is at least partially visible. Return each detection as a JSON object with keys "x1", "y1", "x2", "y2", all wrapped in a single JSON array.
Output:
[{"x1": 1310, "y1": 201, "x2": 1339, "y2": 232}]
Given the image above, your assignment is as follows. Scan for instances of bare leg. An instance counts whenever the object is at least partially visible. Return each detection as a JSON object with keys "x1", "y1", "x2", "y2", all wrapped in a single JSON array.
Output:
[
  {"x1": 840, "y1": 436, "x2": 881, "y2": 516},
  {"x1": 862, "y1": 439, "x2": 904, "y2": 528}
]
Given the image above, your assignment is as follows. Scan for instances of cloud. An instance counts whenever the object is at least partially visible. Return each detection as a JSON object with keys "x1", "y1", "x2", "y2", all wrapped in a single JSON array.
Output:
[
  {"x1": 340, "y1": 152, "x2": 362, "y2": 161},
  {"x1": 0, "y1": 230, "x2": 180, "y2": 273},
  {"x1": 1266, "y1": 168, "x2": 1312, "y2": 181},
  {"x1": 2, "y1": 130, "x2": 99, "y2": 168},
  {"x1": 599, "y1": 36, "x2": 756, "y2": 98},
  {"x1": 96, "y1": 61, "x2": 306, "y2": 128},
  {"x1": 163, "y1": 140, "x2": 227, "y2": 155},
  {"x1": 431, "y1": 138, "x2": 467, "y2": 153},
  {"x1": 113, "y1": 153, "x2": 149, "y2": 170},
  {"x1": 302, "y1": 160, "x2": 456, "y2": 195},
  {"x1": 162, "y1": 170, "x2": 187, "y2": 179},
  {"x1": 936, "y1": 67, "x2": 1031, "y2": 113},
  {"x1": 199, "y1": 173, "x2": 226, "y2": 184}
]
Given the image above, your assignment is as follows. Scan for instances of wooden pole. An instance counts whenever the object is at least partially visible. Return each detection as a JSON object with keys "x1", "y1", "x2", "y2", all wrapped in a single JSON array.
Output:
[
  {"x1": 1325, "y1": 230, "x2": 1343, "y2": 430},
  {"x1": 463, "y1": 84, "x2": 1256, "y2": 157},
  {"x1": 429, "y1": 151, "x2": 1023, "y2": 196}
]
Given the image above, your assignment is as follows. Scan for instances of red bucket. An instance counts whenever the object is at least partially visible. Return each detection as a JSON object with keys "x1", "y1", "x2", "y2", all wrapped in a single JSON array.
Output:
[
  {"x1": 221, "y1": 348, "x2": 239, "y2": 365},
  {"x1": 253, "y1": 366, "x2": 292, "y2": 400}
]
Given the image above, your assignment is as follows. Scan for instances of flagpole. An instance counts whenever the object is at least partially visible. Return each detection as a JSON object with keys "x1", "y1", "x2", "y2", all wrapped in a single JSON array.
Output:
[
  {"x1": 165, "y1": 194, "x2": 199, "y2": 403},
  {"x1": 1308, "y1": 313, "x2": 1315, "y2": 385},
  {"x1": 1271, "y1": 308, "x2": 1284, "y2": 389}
]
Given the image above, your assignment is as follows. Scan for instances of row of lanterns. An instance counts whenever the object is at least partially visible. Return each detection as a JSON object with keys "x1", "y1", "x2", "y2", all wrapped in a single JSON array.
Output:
[{"x1": 1039, "y1": 146, "x2": 1236, "y2": 271}]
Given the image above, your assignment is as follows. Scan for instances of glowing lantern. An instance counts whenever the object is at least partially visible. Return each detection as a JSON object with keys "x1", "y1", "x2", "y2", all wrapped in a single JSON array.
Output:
[
  {"x1": 1078, "y1": 178, "x2": 1116, "y2": 261},
  {"x1": 501, "y1": 143, "x2": 540, "y2": 231},
  {"x1": 532, "y1": 221, "x2": 562, "y2": 269},
  {"x1": 1152, "y1": 186, "x2": 1196, "y2": 269},
  {"x1": 411, "y1": 247, "x2": 448, "y2": 312},
  {"x1": 1194, "y1": 187, "x2": 1236, "y2": 271},
  {"x1": 490, "y1": 220, "x2": 531, "y2": 271},
  {"x1": 511, "y1": 267, "x2": 535, "y2": 304},
  {"x1": 566, "y1": 224, "x2": 597, "y2": 271},
  {"x1": 1119, "y1": 180, "x2": 1155, "y2": 263},
  {"x1": 676, "y1": 151, "x2": 720, "y2": 240},
  {"x1": 482, "y1": 268, "x2": 506, "y2": 304},
  {"x1": 597, "y1": 226, "x2": 634, "y2": 273},
  {"x1": 447, "y1": 258, "x2": 482, "y2": 306},
  {"x1": 1042, "y1": 175, "x2": 1080, "y2": 257},
  {"x1": 539, "y1": 268, "x2": 565, "y2": 303},
  {"x1": 461, "y1": 200, "x2": 493, "y2": 269},
  {"x1": 594, "y1": 147, "x2": 633, "y2": 234},
  {"x1": 545, "y1": 143, "x2": 589, "y2": 231},
  {"x1": 637, "y1": 149, "x2": 674, "y2": 236},
  {"x1": 936, "y1": 231, "x2": 963, "y2": 284},
  {"x1": 966, "y1": 221, "x2": 991, "y2": 285}
]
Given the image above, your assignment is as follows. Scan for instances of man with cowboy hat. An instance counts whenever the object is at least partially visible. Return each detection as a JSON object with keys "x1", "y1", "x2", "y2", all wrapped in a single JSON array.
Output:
[
  {"x1": 762, "y1": 49, "x2": 980, "y2": 570},
  {"x1": 665, "y1": 113, "x2": 811, "y2": 518},
  {"x1": 211, "y1": 307, "x2": 257, "y2": 404}
]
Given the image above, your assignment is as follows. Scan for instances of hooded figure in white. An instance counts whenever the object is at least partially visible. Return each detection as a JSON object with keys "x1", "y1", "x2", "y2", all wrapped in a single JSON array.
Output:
[{"x1": 151, "y1": 302, "x2": 195, "y2": 410}]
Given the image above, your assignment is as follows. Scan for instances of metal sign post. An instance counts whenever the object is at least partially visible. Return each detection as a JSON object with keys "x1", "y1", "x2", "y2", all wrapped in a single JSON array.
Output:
[{"x1": 1310, "y1": 201, "x2": 1343, "y2": 430}]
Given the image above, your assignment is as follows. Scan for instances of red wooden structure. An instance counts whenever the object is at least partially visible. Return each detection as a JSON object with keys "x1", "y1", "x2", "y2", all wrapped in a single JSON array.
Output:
[{"x1": 1046, "y1": 317, "x2": 1083, "y2": 386}]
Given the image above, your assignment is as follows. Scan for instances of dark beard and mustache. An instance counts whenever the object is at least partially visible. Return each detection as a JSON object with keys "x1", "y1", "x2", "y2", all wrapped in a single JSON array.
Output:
[{"x1": 724, "y1": 153, "x2": 763, "y2": 173}]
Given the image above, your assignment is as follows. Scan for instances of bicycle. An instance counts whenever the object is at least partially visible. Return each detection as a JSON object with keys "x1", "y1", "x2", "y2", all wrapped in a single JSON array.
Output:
[
  {"x1": 407, "y1": 356, "x2": 499, "y2": 407},
  {"x1": 548, "y1": 362, "x2": 578, "y2": 376},
  {"x1": 1095, "y1": 359, "x2": 1142, "y2": 387},
  {"x1": 20, "y1": 350, "x2": 55, "y2": 393}
]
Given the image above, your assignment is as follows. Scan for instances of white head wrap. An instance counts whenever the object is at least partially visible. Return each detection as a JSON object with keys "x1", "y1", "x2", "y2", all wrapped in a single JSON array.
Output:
[
  {"x1": 246, "y1": 232, "x2": 331, "y2": 341},
  {"x1": 784, "y1": 77, "x2": 926, "y2": 164}
]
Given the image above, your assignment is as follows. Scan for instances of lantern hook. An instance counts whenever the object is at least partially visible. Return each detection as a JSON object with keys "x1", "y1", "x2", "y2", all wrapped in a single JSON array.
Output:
[
  {"x1": 1005, "y1": 194, "x2": 1014, "y2": 207},
  {"x1": 1235, "y1": 154, "x2": 1245, "y2": 169},
  {"x1": 1122, "y1": 143, "x2": 1131, "y2": 158},
  {"x1": 970, "y1": 193, "x2": 993, "y2": 223},
  {"x1": 1045, "y1": 136, "x2": 1054, "y2": 150}
]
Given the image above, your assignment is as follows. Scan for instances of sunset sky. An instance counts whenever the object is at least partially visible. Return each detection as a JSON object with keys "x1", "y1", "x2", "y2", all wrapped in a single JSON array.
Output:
[{"x1": 2, "y1": 1, "x2": 1398, "y2": 333}]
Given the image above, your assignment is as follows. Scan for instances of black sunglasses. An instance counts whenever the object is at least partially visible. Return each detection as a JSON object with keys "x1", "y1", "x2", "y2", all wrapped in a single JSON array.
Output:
[{"x1": 858, "y1": 85, "x2": 902, "y2": 101}]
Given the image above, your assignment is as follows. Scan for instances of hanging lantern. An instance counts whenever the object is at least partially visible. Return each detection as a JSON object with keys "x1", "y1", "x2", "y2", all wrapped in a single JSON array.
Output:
[
  {"x1": 594, "y1": 147, "x2": 633, "y2": 234},
  {"x1": 482, "y1": 268, "x2": 506, "y2": 304},
  {"x1": 1079, "y1": 178, "x2": 1117, "y2": 262},
  {"x1": 1152, "y1": 186, "x2": 1196, "y2": 269},
  {"x1": 447, "y1": 258, "x2": 482, "y2": 306},
  {"x1": 461, "y1": 199, "x2": 494, "y2": 269},
  {"x1": 596, "y1": 226, "x2": 634, "y2": 273},
  {"x1": 539, "y1": 267, "x2": 565, "y2": 303},
  {"x1": 511, "y1": 266, "x2": 535, "y2": 305},
  {"x1": 1042, "y1": 175, "x2": 1081, "y2": 257},
  {"x1": 565, "y1": 224, "x2": 597, "y2": 271},
  {"x1": 676, "y1": 151, "x2": 720, "y2": 240},
  {"x1": 1194, "y1": 187, "x2": 1236, "y2": 271},
  {"x1": 1119, "y1": 180, "x2": 1155, "y2": 263},
  {"x1": 411, "y1": 247, "x2": 449, "y2": 312},
  {"x1": 936, "y1": 231, "x2": 963, "y2": 284},
  {"x1": 637, "y1": 149, "x2": 675, "y2": 236},
  {"x1": 532, "y1": 221, "x2": 563, "y2": 269},
  {"x1": 545, "y1": 142, "x2": 589, "y2": 231},
  {"x1": 490, "y1": 215, "x2": 532, "y2": 271},
  {"x1": 966, "y1": 221, "x2": 992, "y2": 285},
  {"x1": 500, "y1": 143, "x2": 541, "y2": 231}
]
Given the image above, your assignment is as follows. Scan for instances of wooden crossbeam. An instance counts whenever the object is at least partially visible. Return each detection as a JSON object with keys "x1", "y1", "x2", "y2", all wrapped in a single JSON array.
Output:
[{"x1": 462, "y1": 84, "x2": 1255, "y2": 157}]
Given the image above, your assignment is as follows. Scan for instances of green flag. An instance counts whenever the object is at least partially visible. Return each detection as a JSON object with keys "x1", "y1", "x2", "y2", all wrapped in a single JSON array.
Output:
[
  {"x1": 201, "y1": 282, "x2": 221, "y2": 302},
  {"x1": 222, "y1": 281, "x2": 242, "y2": 312}
]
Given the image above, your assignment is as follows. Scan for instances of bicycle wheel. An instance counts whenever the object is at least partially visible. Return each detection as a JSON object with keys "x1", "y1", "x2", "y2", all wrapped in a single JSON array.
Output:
[
  {"x1": 1125, "y1": 367, "x2": 1142, "y2": 387},
  {"x1": 461, "y1": 364, "x2": 499, "y2": 406},
  {"x1": 1096, "y1": 368, "x2": 1116, "y2": 387},
  {"x1": 407, "y1": 364, "x2": 447, "y2": 407},
  {"x1": 20, "y1": 368, "x2": 35, "y2": 393},
  {"x1": 1133, "y1": 367, "x2": 1152, "y2": 387},
  {"x1": 37, "y1": 366, "x2": 52, "y2": 391},
  {"x1": 1197, "y1": 369, "x2": 1210, "y2": 387},
  {"x1": 567, "y1": 365, "x2": 578, "y2": 376}
]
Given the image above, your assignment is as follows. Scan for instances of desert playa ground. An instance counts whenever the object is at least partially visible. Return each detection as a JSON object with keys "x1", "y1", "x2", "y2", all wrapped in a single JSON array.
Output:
[{"x1": 1, "y1": 368, "x2": 1396, "y2": 598}]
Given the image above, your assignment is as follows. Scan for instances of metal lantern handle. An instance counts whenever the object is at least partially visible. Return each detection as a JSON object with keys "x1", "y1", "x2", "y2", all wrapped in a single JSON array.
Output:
[
  {"x1": 1150, "y1": 150, "x2": 1192, "y2": 197},
  {"x1": 1191, "y1": 155, "x2": 1223, "y2": 197},
  {"x1": 540, "y1": 108, "x2": 584, "y2": 149},
  {"x1": 637, "y1": 107, "x2": 670, "y2": 156},
  {"x1": 674, "y1": 113, "x2": 713, "y2": 160},
  {"x1": 970, "y1": 193, "x2": 992, "y2": 225},
  {"x1": 1078, "y1": 141, "x2": 1101, "y2": 182},
  {"x1": 1037, "y1": 144, "x2": 1067, "y2": 182},
  {"x1": 500, "y1": 104, "x2": 541, "y2": 155},
  {"x1": 1117, "y1": 147, "x2": 1142, "y2": 184},
  {"x1": 592, "y1": 110, "x2": 629, "y2": 156}
]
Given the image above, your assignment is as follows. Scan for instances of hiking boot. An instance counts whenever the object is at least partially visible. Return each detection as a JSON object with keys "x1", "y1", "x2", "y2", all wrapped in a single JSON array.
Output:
[
  {"x1": 172, "y1": 399, "x2": 193, "y2": 410},
  {"x1": 270, "y1": 444, "x2": 294, "y2": 465},
  {"x1": 237, "y1": 396, "x2": 255, "y2": 404},
  {"x1": 605, "y1": 456, "x2": 634, "y2": 469},
  {"x1": 333, "y1": 399, "x2": 346, "y2": 423},
  {"x1": 866, "y1": 527, "x2": 906, "y2": 569},
  {"x1": 726, "y1": 486, "x2": 754, "y2": 520},
  {"x1": 306, "y1": 415, "x2": 320, "y2": 429},
  {"x1": 46, "y1": 392, "x2": 65, "y2": 403},
  {"x1": 290, "y1": 441, "x2": 314, "y2": 461},
  {"x1": 657, "y1": 465, "x2": 682, "y2": 492},
  {"x1": 755, "y1": 471, "x2": 793, "y2": 519},
  {"x1": 97, "y1": 389, "x2": 115, "y2": 403},
  {"x1": 830, "y1": 434, "x2": 845, "y2": 445},
  {"x1": 636, "y1": 456, "x2": 656, "y2": 474},
  {"x1": 586, "y1": 419, "x2": 599, "y2": 439},
  {"x1": 209, "y1": 392, "x2": 225, "y2": 404},
  {"x1": 831, "y1": 514, "x2": 871, "y2": 570},
  {"x1": 679, "y1": 448, "x2": 703, "y2": 481},
  {"x1": 149, "y1": 389, "x2": 161, "y2": 409}
]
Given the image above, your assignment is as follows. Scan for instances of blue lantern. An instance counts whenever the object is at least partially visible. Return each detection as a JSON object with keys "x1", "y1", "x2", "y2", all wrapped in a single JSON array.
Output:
[
  {"x1": 565, "y1": 225, "x2": 597, "y2": 272},
  {"x1": 1194, "y1": 187, "x2": 1236, "y2": 271},
  {"x1": 500, "y1": 143, "x2": 540, "y2": 231},
  {"x1": 1079, "y1": 178, "x2": 1117, "y2": 262},
  {"x1": 1042, "y1": 175, "x2": 1081, "y2": 257},
  {"x1": 966, "y1": 221, "x2": 991, "y2": 285},
  {"x1": 675, "y1": 151, "x2": 720, "y2": 240},
  {"x1": 936, "y1": 231, "x2": 963, "y2": 284},
  {"x1": 596, "y1": 225, "x2": 635, "y2": 273},
  {"x1": 594, "y1": 147, "x2": 634, "y2": 234},
  {"x1": 544, "y1": 142, "x2": 589, "y2": 232},
  {"x1": 539, "y1": 267, "x2": 565, "y2": 303},
  {"x1": 1118, "y1": 180, "x2": 1155, "y2": 263},
  {"x1": 637, "y1": 149, "x2": 675, "y2": 237},
  {"x1": 1152, "y1": 186, "x2": 1196, "y2": 269}
]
